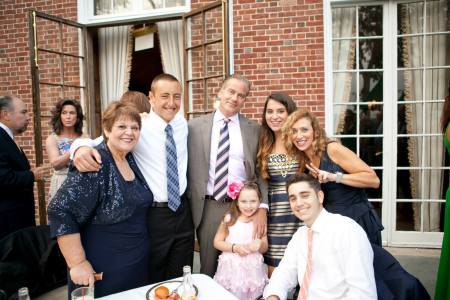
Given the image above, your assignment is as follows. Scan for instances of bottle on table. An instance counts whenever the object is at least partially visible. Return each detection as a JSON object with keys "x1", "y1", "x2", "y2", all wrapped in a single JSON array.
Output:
[
  {"x1": 18, "y1": 287, "x2": 30, "y2": 300},
  {"x1": 180, "y1": 265, "x2": 196, "y2": 300}
]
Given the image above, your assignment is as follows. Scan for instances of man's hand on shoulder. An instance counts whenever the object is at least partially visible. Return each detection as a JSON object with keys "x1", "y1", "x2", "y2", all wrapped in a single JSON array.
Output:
[{"x1": 73, "y1": 146, "x2": 101, "y2": 172}]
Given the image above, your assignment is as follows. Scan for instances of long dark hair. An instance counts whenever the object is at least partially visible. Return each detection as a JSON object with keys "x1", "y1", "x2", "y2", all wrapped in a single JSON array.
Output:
[
  {"x1": 257, "y1": 92, "x2": 297, "y2": 179},
  {"x1": 441, "y1": 83, "x2": 450, "y2": 133},
  {"x1": 49, "y1": 99, "x2": 84, "y2": 135}
]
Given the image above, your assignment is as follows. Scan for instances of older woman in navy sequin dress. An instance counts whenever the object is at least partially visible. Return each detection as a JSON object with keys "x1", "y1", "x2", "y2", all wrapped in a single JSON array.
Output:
[{"x1": 48, "y1": 102, "x2": 153, "y2": 298}]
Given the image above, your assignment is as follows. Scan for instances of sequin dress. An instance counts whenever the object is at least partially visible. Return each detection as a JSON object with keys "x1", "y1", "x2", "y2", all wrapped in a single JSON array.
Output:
[
  {"x1": 214, "y1": 219, "x2": 268, "y2": 300},
  {"x1": 48, "y1": 142, "x2": 153, "y2": 298},
  {"x1": 319, "y1": 143, "x2": 383, "y2": 245},
  {"x1": 48, "y1": 134, "x2": 76, "y2": 200},
  {"x1": 264, "y1": 154, "x2": 302, "y2": 267}
]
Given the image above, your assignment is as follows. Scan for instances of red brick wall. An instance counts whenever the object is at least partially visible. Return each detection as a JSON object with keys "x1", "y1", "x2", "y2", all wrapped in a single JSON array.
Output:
[
  {"x1": 192, "y1": 0, "x2": 325, "y2": 122},
  {"x1": 0, "y1": 0, "x2": 78, "y2": 224},
  {"x1": 0, "y1": 0, "x2": 325, "y2": 223}
]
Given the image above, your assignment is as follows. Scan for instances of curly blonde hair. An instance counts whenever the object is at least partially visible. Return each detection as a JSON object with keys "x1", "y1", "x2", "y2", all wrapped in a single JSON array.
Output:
[{"x1": 281, "y1": 109, "x2": 330, "y2": 172}]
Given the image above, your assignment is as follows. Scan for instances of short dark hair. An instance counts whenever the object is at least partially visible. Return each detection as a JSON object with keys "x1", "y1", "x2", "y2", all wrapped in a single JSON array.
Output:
[
  {"x1": 0, "y1": 95, "x2": 15, "y2": 113},
  {"x1": 49, "y1": 99, "x2": 84, "y2": 135},
  {"x1": 150, "y1": 74, "x2": 180, "y2": 93},
  {"x1": 102, "y1": 101, "x2": 141, "y2": 140},
  {"x1": 286, "y1": 173, "x2": 321, "y2": 194},
  {"x1": 222, "y1": 74, "x2": 251, "y2": 96}
]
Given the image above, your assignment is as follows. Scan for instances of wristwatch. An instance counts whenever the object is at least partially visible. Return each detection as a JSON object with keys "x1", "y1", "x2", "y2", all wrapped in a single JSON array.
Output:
[{"x1": 335, "y1": 171, "x2": 343, "y2": 183}]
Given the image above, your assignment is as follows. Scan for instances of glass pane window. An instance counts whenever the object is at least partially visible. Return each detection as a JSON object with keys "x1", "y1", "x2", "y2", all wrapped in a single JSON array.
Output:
[
  {"x1": 94, "y1": 0, "x2": 188, "y2": 16},
  {"x1": 396, "y1": 0, "x2": 449, "y2": 234}
]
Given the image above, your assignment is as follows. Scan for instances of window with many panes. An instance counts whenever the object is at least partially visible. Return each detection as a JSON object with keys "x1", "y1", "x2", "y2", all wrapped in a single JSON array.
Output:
[{"x1": 327, "y1": 0, "x2": 449, "y2": 246}]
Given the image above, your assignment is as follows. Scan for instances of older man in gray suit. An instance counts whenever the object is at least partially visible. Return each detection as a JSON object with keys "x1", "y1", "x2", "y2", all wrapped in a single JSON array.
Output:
[{"x1": 187, "y1": 74, "x2": 268, "y2": 277}]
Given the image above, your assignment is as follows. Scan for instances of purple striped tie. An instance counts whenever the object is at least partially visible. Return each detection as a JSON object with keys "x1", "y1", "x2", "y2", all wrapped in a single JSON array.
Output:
[{"x1": 213, "y1": 119, "x2": 230, "y2": 202}]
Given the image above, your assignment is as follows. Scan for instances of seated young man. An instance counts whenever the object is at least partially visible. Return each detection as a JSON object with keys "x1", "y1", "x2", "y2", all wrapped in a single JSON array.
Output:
[{"x1": 263, "y1": 173, "x2": 377, "y2": 300}]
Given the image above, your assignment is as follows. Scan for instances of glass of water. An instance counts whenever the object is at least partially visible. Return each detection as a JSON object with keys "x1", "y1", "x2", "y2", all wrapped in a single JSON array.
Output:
[{"x1": 71, "y1": 286, "x2": 94, "y2": 300}]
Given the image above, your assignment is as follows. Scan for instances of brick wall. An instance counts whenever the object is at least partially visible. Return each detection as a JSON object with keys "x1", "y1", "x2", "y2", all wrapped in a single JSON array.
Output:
[
  {"x1": 192, "y1": 0, "x2": 326, "y2": 122},
  {"x1": 0, "y1": 0, "x2": 78, "y2": 224},
  {"x1": 0, "y1": 0, "x2": 326, "y2": 223}
]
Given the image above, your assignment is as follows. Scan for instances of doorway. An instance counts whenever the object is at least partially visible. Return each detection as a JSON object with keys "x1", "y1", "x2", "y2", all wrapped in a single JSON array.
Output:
[{"x1": 128, "y1": 27, "x2": 164, "y2": 96}]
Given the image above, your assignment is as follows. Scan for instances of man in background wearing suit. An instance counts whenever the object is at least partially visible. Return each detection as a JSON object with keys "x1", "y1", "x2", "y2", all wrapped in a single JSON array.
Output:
[
  {"x1": 187, "y1": 74, "x2": 268, "y2": 277},
  {"x1": 0, "y1": 95, "x2": 49, "y2": 239}
]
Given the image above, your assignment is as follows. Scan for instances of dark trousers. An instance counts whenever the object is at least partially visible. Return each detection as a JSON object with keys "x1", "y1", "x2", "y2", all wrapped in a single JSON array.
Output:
[
  {"x1": 0, "y1": 206, "x2": 35, "y2": 240},
  {"x1": 147, "y1": 194, "x2": 195, "y2": 283}
]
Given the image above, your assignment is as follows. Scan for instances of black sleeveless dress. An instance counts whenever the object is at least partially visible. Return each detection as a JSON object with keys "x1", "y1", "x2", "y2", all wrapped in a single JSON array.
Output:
[{"x1": 319, "y1": 143, "x2": 383, "y2": 245}]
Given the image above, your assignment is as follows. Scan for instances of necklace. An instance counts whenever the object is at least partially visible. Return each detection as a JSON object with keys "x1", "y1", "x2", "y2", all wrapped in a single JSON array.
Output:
[{"x1": 268, "y1": 154, "x2": 297, "y2": 177}]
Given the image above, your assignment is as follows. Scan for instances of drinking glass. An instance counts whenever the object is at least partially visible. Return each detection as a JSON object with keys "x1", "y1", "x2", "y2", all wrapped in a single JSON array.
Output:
[{"x1": 71, "y1": 286, "x2": 94, "y2": 300}]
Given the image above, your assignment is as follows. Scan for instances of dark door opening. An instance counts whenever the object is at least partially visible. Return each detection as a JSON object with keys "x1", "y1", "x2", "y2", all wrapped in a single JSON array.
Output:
[{"x1": 128, "y1": 30, "x2": 163, "y2": 96}]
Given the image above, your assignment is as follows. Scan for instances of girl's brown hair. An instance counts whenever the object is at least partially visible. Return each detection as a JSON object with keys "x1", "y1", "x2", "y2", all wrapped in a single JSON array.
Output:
[
  {"x1": 223, "y1": 181, "x2": 261, "y2": 230},
  {"x1": 281, "y1": 109, "x2": 330, "y2": 172},
  {"x1": 257, "y1": 92, "x2": 297, "y2": 180},
  {"x1": 120, "y1": 91, "x2": 151, "y2": 113}
]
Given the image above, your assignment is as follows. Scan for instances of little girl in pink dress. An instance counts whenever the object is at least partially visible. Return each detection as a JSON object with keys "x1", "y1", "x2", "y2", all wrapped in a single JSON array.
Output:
[{"x1": 213, "y1": 181, "x2": 269, "y2": 300}]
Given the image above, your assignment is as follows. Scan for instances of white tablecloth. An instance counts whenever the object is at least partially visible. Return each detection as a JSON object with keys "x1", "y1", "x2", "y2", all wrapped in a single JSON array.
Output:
[{"x1": 96, "y1": 273, "x2": 238, "y2": 300}]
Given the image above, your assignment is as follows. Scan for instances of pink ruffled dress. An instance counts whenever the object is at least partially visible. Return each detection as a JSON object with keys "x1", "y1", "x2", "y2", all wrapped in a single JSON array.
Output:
[{"x1": 213, "y1": 219, "x2": 268, "y2": 300}]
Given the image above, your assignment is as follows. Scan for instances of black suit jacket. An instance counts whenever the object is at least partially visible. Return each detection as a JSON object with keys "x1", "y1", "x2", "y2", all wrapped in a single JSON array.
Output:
[{"x1": 0, "y1": 126, "x2": 35, "y2": 239}]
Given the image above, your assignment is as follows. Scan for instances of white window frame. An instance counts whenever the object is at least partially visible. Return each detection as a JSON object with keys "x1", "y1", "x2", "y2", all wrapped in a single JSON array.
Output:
[
  {"x1": 324, "y1": 0, "x2": 446, "y2": 247},
  {"x1": 77, "y1": 0, "x2": 191, "y2": 25}
]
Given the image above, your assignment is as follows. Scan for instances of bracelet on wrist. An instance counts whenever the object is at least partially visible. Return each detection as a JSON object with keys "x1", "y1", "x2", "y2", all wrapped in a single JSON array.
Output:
[
  {"x1": 231, "y1": 243, "x2": 236, "y2": 253},
  {"x1": 335, "y1": 171, "x2": 343, "y2": 183}
]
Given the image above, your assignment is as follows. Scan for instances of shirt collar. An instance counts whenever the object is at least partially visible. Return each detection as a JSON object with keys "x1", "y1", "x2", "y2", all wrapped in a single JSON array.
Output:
[
  {"x1": 310, "y1": 208, "x2": 329, "y2": 233},
  {"x1": 149, "y1": 108, "x2": 179, "y2": 130},
  {"x1": 0, "y1": 121, "x2": 13, "y2": 140},
  {"x1": 213, "y1": 110, "x2": 239, "y2": 124}
]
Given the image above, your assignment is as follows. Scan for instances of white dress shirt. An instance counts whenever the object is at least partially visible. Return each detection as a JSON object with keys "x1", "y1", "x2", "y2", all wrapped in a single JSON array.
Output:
[
  {"x1": 70, "y1": 109, "x2": 188, "y2": 203},
  {"x1": 0, "y1": 121, "x2": 13, "y2": 140},
  {"x1": 263, "y1": 209, "x2": 377, "y2": 300},
  {"x1": 206, "y1": 110, "x2": 246, "y2": 196}
]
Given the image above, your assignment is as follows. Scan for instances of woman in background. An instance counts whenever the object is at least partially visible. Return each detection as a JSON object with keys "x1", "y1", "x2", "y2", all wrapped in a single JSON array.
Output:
[
  {"x1": 435, "y1": 84, "x2": 450, "y2": 300},
  {"x1": 282, "y1": 109, "x2": 383, "y2": 245},
  {"x1": 46, "y1": 99, "x2": 84, "y2": 200},
  {"x1": 256, "y1": 92, "x2": 299, "y2": 276}
]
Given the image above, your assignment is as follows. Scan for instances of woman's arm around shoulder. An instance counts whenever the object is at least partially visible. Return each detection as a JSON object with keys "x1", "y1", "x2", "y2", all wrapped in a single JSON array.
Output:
[{"x1": 327, "y1": 142, "x2": 380, "y2": 189}]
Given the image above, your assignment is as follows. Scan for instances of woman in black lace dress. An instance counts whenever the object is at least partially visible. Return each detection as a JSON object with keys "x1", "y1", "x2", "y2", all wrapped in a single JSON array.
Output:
[{"x1": 48, "y1": 102, "x2": 153, "y2": 298}]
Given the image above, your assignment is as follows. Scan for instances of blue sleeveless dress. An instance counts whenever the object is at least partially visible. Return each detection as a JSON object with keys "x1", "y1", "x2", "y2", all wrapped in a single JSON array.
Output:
[{"x1": 319, "y1": 143, "x2": 383, "y2": 245}]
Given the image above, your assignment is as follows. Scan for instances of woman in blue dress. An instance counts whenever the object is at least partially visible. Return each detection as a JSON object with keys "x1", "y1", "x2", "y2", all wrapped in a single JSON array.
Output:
[
  {"x1": 257, "y1": 92, "x2": 301, "y2": 276},
  {"x1": 48, "y1": 101, "x2": 153, "y2": 298},
  {"x1": 45, "y1": 99, "x2": 84, "y2": 200},
  {"x1": 282, "y1": 108, "x2": 383, "y2": 245}
]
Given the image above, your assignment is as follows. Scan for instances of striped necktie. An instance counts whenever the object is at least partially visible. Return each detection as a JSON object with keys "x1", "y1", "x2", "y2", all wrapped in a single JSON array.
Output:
[
  {"x1": 165, "y1": 124, "x2": 180, "y2": 212},
  {"x1": 213, "y1": 118, "x2": 230, "y2": 202},
  {"x1": 298, "y1": 228, "x2": 313, "y2": 300}
]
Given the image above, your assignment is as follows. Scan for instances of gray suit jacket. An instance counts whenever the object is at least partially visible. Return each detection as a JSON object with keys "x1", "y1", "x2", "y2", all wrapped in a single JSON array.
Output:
[{"x1": 187, "y1": 112, "x2": 268, "y2": 229}]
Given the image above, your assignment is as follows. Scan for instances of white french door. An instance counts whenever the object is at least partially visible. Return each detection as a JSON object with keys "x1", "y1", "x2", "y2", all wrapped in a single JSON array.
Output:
[{"x1": 325, "y1": 0, "x2": 450, "y2": 247}]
